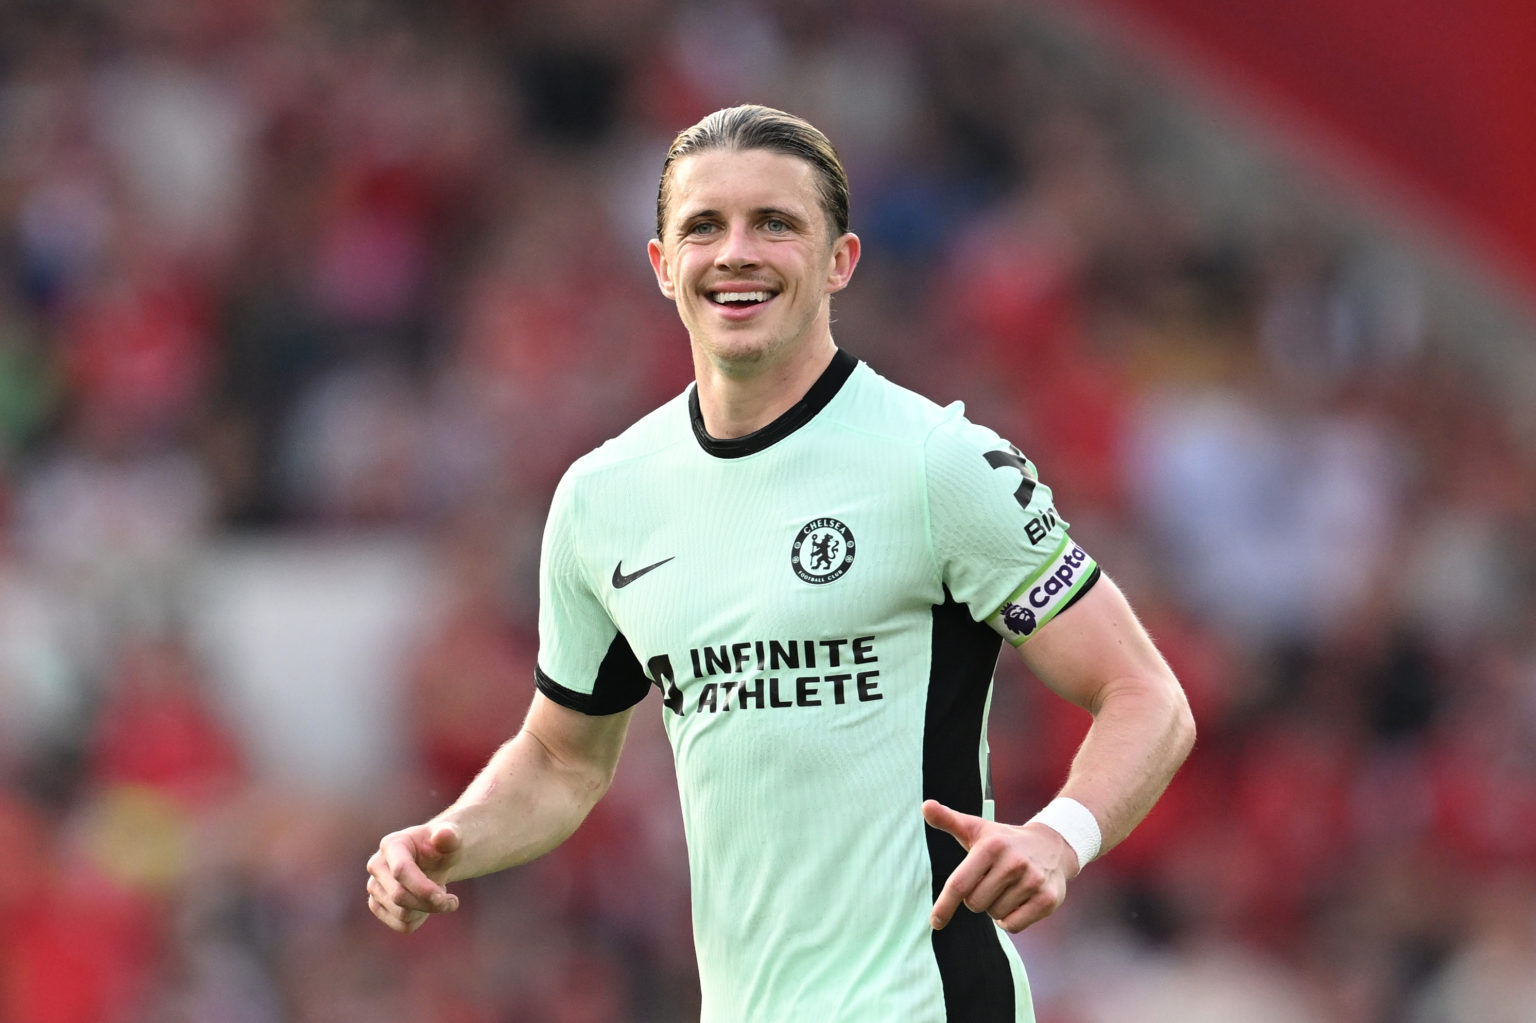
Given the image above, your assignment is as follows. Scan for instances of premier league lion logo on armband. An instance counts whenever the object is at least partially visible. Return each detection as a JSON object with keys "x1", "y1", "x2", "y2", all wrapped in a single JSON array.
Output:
[{"x1": 1001, "y1": 601, "x2": 1037, "y2": 637}]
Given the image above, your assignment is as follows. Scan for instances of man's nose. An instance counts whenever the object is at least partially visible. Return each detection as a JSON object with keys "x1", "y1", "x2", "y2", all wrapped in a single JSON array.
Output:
[{"x1": 714, "y1": 222, "x2": 762, "y2": 270}]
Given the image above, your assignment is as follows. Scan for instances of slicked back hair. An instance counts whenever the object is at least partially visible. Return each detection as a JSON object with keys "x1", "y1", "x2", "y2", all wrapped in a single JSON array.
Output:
[{"x1": 655, "y1": 104, "x2": 851, "y2": 241}]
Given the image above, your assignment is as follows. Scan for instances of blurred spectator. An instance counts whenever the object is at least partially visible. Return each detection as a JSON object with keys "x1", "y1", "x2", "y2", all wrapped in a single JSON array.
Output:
[
  {"x1": 85, "y1": 633, "x2": 245, "y2": 806},
  {"x1": 401, "y1": 515, "x2": 535, "y2": 798},
  {"x1": 1410, "y1": 873, "x2": 1536, "y2": 1023}
]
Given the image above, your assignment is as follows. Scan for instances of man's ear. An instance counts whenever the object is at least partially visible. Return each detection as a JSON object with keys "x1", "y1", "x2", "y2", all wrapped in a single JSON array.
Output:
[
  {"x1": 826, "y1": 232, "x2": 861, "y2": 294},
  {"x1": 648, "y1": 239, "x2": 676, "y2": 300}
]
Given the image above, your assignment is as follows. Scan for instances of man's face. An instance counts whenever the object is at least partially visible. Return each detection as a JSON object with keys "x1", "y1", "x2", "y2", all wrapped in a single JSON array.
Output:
[{"x1": 648, "y1": 148, "x2": 859, "y2": 374}]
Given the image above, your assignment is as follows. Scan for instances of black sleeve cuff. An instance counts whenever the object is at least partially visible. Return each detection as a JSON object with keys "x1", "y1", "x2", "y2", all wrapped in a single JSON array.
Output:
[{"x1": 534, "y1": 633, "x2": 652, "y2": 716}]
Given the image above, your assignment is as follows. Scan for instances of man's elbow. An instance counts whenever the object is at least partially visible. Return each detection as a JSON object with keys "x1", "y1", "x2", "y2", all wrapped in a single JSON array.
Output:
[
  {"x1": 1163, "y1": 674, "x2": 1197, "y2": 764},
  {"x1": 586, "y1": 761, "x2": 622, "y2": 805},
  {"x1": 1114, "y1": 664, "x2": 1195, "y2": 764},
  {"x1": 520, "y1": 727, "x2": 621, "y2": 810}
]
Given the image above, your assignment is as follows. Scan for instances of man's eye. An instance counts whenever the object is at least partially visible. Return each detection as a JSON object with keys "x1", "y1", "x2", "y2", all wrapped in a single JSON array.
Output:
[
  {"x1": 689, "y1": 222, "x2": 716, "y2": 236},
  {"x1": 764, "y1": 218, "x2": 788, "y2": 232}
]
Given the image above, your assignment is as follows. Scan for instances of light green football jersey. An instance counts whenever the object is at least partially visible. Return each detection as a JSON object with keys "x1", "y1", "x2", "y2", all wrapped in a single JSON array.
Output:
[{"x1": 536, "y1": 350, "x2": 1099, "y2": 1023}]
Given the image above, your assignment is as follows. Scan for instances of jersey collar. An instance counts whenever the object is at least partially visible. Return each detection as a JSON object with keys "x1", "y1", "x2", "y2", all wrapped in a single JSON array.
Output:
[{"x1": 689, "y1": 348, "x2": 858, "y2": 459}]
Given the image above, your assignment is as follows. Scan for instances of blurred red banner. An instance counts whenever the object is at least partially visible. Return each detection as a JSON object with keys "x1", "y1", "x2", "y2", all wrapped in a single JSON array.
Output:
[{"x1": 1078, "y1": 0, "x2": 1536, "y2": 301}]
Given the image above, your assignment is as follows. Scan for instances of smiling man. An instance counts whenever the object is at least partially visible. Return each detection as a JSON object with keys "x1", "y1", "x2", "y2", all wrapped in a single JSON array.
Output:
[{"x1": 366, "y1": 105, "x2": 1196, "y2": 1023}]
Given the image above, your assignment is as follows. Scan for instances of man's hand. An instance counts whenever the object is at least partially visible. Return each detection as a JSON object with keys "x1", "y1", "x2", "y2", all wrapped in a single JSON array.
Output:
[
  {"x1": 366, "y1": 821, "x2": 464, "y2": 933},
  {"x1": 923, "y1": 800, "x2": 1079, "y2": 934}
]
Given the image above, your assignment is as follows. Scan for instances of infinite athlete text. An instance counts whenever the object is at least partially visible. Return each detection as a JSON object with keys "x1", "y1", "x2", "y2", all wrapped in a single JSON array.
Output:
[{"x1": 685, "y1": 635, "x2": 882, "y2": 714}]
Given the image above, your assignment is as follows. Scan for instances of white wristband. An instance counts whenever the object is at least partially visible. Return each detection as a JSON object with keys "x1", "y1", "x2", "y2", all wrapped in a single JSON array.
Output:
[{"x1": 1027, "y1": 797, "x2": 1102, "y2": 868}]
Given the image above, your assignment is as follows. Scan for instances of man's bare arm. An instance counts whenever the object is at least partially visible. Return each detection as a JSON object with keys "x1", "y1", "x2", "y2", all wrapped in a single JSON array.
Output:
[
  {"x1": 927, "y1": 576, "x2": 1195, "y2": 932},
  {"x1": 1019, "y1": 574, "x2": 1195, "y2": 852},
  {"x1": 366, "y1": 692, "x2": 634, "y2": 933}
]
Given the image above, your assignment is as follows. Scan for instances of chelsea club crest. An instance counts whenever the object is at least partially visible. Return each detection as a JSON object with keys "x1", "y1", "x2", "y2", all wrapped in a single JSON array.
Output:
[{"x1": 791, "y1": 518, "x2": 856, "y2": 584}]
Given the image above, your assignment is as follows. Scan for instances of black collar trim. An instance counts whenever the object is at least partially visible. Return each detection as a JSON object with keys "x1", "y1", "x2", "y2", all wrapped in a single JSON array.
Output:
[{"x1": 690, "y1": 349, "x2": 858, "y2": 459}]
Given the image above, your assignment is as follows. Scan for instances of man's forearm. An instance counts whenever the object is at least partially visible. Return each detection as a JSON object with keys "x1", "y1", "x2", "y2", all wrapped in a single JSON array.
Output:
[
  {"x1": 1058, "y1": 673, "x2": 1194, "y2": 853},
  {"x1": 430, "y1": 696, "x2": 634, "y2": 882},
  {"x1": 426, "y1": 731, "x2": 605, "y2": 882}
]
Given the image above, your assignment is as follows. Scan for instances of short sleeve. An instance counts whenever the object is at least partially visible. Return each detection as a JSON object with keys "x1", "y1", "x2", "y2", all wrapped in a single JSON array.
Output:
[
  {"x1": 925, "y1": 408, "x2": 1100, "y2": 645},
  {"x1": 535, "y1": 468, "x2": 652, "y2": 714}
]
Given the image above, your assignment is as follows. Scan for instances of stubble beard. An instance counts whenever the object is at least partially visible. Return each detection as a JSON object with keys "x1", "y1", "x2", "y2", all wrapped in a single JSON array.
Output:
[{"x1": 692, "y1": 301, "x2": 827, "y2": 381}]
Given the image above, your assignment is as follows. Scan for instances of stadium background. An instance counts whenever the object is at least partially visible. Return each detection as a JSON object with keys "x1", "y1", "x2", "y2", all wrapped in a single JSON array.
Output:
[{"x1": 2, "y1": 1, "x2": 1534, "y2": 1020}]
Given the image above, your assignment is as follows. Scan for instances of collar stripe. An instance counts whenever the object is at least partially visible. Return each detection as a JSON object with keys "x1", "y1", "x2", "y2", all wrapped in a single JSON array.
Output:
[{"x1": 689, "y1": 348, "x2": 858, "y2": 459}]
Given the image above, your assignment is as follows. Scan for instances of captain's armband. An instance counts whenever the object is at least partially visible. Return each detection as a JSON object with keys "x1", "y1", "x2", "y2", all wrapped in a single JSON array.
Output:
[{"x1": 985, "y1": 539, "x2": 1100, "y2": 646}]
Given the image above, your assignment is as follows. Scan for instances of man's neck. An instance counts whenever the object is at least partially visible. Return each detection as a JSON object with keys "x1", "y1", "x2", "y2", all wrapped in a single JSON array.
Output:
[{"x1": 692, "y1": 338, "x2": 838, "y2": 440}]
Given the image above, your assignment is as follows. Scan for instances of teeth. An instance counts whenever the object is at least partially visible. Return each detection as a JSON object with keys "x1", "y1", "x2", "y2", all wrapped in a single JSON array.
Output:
[{"x1": 712, "y1": 291, "x2": 770, "y2": 304}]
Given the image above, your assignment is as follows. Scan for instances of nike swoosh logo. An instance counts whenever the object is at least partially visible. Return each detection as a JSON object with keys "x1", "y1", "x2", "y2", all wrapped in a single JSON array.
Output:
[{"x1": 612, "y1": 556, "x2": 676, "y2": 589}]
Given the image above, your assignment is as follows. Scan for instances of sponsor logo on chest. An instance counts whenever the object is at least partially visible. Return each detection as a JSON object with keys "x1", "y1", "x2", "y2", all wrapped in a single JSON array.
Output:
[{"x1": 647, "y1": 635, "x2": 885, "y2": 716}]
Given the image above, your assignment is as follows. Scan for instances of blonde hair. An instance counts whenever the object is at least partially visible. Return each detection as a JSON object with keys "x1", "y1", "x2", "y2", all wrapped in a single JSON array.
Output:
[{"x1": 656, "y1": 104, "x2": 850, "y2": 239}]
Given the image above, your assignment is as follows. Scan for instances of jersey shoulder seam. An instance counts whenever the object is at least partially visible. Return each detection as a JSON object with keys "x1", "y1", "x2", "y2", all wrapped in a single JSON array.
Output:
[
  {"x1": 815, "y1": 363, "x2": 959, "y2": 445},
  {"x1": 820, "y1": 366, "x2": 965, "y2": 586},
  {"x1": 556, "y1": 392, "x2": 692, "y2": 598},
  {"x1": 566, "y1": 391, "x2": 693, "y2": 475},
  {"x1": 915, "y1": 404, "x2": 969, "y2": 594}
]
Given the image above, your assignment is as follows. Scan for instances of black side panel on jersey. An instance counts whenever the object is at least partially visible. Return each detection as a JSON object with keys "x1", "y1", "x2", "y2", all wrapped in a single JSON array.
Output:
[
  {"x1": 923, "y1": 591, "x2": 1015, "y2": 1020},
  {"x1": 535, "y1": 633, "x2": 652, "y2": 716}
]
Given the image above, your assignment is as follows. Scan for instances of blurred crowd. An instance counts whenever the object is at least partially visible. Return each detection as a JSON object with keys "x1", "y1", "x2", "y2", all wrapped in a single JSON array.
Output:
[{"x1": 2, "y1": 1, "x2": 1535, "y2": 1021}]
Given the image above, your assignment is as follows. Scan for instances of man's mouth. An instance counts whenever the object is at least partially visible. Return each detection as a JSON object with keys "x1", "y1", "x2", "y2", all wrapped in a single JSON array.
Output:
[{"x1": 708, "y1": 290, "x2": 774, "y2": 307}]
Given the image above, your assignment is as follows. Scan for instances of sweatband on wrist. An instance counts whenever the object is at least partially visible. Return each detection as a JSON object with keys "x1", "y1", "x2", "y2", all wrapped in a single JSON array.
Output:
[{"x1": 1028, "y1": 797, "x2": 1102, "y2": 867}]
